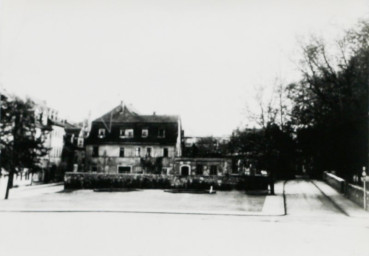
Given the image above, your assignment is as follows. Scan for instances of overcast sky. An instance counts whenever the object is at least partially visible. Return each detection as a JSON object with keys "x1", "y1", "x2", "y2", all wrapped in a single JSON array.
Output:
[{"x1": 1, "y1": 0, "x2": 368, "y2": 136}]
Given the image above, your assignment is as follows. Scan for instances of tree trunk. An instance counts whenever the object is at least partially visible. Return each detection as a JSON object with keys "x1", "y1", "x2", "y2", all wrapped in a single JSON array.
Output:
[
  {"x1": 270, "y1": 169, "x2": 275, "y2": 195},
  {"x1": 5, "y1": 169, "x2": 14, "y2": 200}
]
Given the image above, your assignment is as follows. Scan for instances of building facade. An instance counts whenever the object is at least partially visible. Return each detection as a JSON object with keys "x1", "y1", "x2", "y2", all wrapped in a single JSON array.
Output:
[
  {"x1": 84, "y1": 103, "x2": 183, "y2": 174},
  {"x1": 33, "y1": 101, "x2": 67, "y2": 181},
  {"x1": 174, "y1": 158, "x2": 232, "y2": 176}
]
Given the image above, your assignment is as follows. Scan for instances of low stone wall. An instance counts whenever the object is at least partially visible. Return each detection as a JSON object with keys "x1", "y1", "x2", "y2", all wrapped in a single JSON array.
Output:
[
  {"x1": 345, "y1": 183, "x2": 369, "y2": 208},
  {"x1": 64, "y1": 172, "x2": 270, "y2": 191},
  {"x1": 323, "y1": 171, "x2": 346, "y2": 193},
  {"x1": 323, "y1": 171, "x2": 369, "y2": 211}
]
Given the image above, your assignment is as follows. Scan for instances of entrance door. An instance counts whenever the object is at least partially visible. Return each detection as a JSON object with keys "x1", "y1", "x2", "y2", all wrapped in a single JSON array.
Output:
[{"x1": 181, "y1": 166, "x2": 190, "y2": 176}]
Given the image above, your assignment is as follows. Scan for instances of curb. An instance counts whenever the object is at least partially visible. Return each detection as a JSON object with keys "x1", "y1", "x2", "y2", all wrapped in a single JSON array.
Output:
[{"x1": 12, "y1": 182, "x2": 64, "y2": 191}]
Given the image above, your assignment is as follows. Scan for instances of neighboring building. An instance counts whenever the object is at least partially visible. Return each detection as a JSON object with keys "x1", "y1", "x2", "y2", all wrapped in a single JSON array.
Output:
[
  {"x1": 0, "y1": 88, "x2": 68, "y2": 183},
  {"x1": 84, "y1": 102, "x2": 183, "y2": 174},
  {"x1": 174, "y1": 158, "x2": 232, "y2": 176},
  {"x1": 33, "y1": 101, "x2": 67, "y2": 181},
  {"x1": 63, "y1": 121, "x2": 89, "y2": 172}
]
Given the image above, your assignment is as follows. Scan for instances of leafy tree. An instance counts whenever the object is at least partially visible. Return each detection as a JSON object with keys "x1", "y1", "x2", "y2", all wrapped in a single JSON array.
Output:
[
  {"x1": 228, "y1": 124, "x2": 295, "y2": 180},
  {"x1": 287, "y1": 20, "x2": 369, "y2": 179},
  {"x1": 0, "y1": 95, "x2": 50, "y2": 199}
]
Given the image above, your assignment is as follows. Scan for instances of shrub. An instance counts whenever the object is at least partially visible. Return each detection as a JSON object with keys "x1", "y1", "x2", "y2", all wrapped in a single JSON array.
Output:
[{"x1": 64, "y1": 173, "x2": 269, "y2": 191}]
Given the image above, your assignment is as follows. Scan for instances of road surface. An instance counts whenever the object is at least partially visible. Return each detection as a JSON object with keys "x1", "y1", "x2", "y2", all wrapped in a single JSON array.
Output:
[{"x1": 0, "y1": 179, "x2": 368, "y2": 256}]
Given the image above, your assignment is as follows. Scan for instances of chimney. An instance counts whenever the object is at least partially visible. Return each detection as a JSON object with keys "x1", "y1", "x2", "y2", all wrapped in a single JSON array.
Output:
[
  {"x1": 120, "y1": 101, "x2": 124, "y2": 113},
  {"x1": 153, "y1": 111, "x2": 156, "y2": 116}
]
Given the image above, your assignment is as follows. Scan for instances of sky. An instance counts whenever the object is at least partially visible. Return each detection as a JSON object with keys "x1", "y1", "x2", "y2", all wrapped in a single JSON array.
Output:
[{"x1": 1, "y1": 0, "x2": 368, "y2": 136}]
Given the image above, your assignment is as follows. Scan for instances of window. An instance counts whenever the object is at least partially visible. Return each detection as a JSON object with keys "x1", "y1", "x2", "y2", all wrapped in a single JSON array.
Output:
[
  {"x1": 120, "y1": 128, "x2": 134, "y2": 138},
  {"x1": 146, "y1": 147, "x2": 152, "y2": 157},
  {"x1": 98, "y1": 128, "x2": 105, "y2": 138},
  {"x1": 77, "y1": 138, "x2": 84, "y2": 147},
  {"x1": 135, "y1": 147, "x2": 141, "y2": 157},
  {"x1": 91, "y1": 166, "x2": 98, "y2": 172},
  {"x1": 162, "y1": 168, "x2": 170, "y2": 175},
  {"x1": 181, "y1": 166, "x2": 190, "y2": 176},
  {"x1": 163, "y1": 148, "x2": 168, "y2": 157},
  {"x1": 70, "y1": 134, "x2": 75, "y2": 143},
  {"x1": 119, "y1": 147, "x2": 125, "y2": 157},
  {"x1": 141, "y1": 129, "x2": 149, "y2": 138},
  {"x1": 92, "y1": 146, "x2": 99, "y2": 157},
  {"x1": 210, "y1": 165, "x2": 218, "y2": 176},
  {"x1": 196, "y1": 164, "x2": 204, "y2": 175},
  {"x1": 118, "y1": 166, "x2": 131, "y2": 174},
  {"x1": 158, "y1": 128, "x2": 165, "y2": 138}
]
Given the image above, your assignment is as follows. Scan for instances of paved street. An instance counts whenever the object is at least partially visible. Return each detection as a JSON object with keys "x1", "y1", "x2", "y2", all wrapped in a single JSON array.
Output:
[{"x1": 0, "y1": 179, "x2": 368, "y2": 256}]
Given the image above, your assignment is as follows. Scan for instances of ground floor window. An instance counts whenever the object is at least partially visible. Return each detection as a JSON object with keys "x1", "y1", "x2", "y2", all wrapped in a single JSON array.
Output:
[
  {"x1": 146, "y1": 147, "x2": 152, "y2": 157},
  {"x1": 163, "y1": 148, "x2": 168, "y2": 157},
  {"x1": 162, "y1": 167, "x2": 170, "y2": 175},
  {"x1": 181, "y1": 165, "x2": 190, "y2": 176},
  {"x1": 92, "y1": 146, "x2": 99, "y2": 157},
  {"x1": 118, "y1": 166, "x2": 131, "y2": 174},
  {"x1": 91, "y1": 166, "x2": 98, "y2": 172},
  {"x1": 136, "y1": 147, "x2": 141, "y2": 157},
  {"x1": 210, "y1": 165, "x2": 218, "y2": 176},
  {"x1": 196, "y1": 164, "x2": 204, "y2": 175}
]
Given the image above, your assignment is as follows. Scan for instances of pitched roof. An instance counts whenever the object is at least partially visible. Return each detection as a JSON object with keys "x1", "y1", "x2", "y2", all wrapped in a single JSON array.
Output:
[
  {"x1": 64, "y1": 121, "x2": 81, "y2": 130},
  {"x1": 93, "y1": 103, "x2": 179, "y2": 124}
]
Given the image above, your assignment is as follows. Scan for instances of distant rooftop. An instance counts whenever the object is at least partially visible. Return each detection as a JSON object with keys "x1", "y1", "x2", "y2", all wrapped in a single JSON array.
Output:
[{"x1": 93, "y1": 103, "x2": 179, "y2": 124}]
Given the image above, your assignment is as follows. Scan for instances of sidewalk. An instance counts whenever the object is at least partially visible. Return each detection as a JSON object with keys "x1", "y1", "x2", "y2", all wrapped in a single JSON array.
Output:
[
  {"x1": 0, "y1": 177, "x2": 63, "y2": 200},
  {"x1": 311, "y1": 180, "x2": 369, "y2": 218},
  {"x1": 0, "y1": 183, "x2": 285, "y2": 216},
  {"x1": 261, "y1": 180, "x2": 285, "y2": 215}
]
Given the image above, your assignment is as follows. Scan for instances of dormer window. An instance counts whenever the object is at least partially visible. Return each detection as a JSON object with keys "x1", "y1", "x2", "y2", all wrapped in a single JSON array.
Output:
[
  {"x1": 158, "y1": 128, "x2": 165, "y2": 138},
  {"x1": 141, "y1": 129, "x2": 149, "y2": 138},
  {"x1": 120, "y1": 128, "x2": 134, "y2": 138},
  {"x1": 98, "y1": 128, "x2": 106, "y2": 138}
]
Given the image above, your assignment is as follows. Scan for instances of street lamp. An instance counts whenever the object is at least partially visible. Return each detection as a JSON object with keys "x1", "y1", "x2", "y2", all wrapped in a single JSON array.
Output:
[{"x1": 362, "y1": 166, "x2": 367, "y2": 210}]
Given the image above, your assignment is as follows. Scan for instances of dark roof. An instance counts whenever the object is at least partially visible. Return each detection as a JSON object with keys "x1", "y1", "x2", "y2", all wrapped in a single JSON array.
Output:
[
  {"x1": 64, "y1": 121, "x2": 82, "y2": 131},
  {"x1": 93, "y1": 104, "x2": 179, "y2": 124},
  {"x1": 48, "y1": 118, "x2": 65, "y2": 128}
]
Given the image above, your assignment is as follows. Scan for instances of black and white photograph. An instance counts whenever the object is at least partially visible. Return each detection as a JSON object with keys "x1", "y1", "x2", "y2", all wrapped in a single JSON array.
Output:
[{"x1": 0, "y1": 0, "x2": 369, "y2": 255}]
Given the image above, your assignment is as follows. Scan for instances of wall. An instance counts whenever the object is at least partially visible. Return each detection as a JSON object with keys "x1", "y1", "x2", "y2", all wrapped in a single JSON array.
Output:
[
  {"x1": 345, "y1": 183, "x2": 369, "y2": 209},
  {"x1": 87, "y1": 145, "x2": 176, "y2": 158},
  {"x1": 86, "y1": 145, "x2": 176, "y2": 173},
  {"x1": 323, "y1": 171, "x2": 369, "y2": 211},
  {"x1": 45, "y1": 125, "x2": 65, "y2": 165},
  {"x1": 174, "y1": 158, "x2": 232, "y2": 176},
  {"x1": 323, "y1": 171, "x2": 346, "y2": 193}
]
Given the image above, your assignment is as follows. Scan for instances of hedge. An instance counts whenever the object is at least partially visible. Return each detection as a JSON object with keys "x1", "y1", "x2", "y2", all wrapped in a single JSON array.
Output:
[{"x1": 64, "y1": 172, "x2": 270, "y2": 191}]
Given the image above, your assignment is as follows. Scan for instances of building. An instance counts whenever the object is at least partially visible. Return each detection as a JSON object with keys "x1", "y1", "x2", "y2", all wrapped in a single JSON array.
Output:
[
  {"x1": 0, "y1": 88, "x2": 69, "y2": 183},
  {"x1": 33, "y1": 101, "x2": 66, "y2": 181},
  {"x1": 63, "y1": 121, "x2": 89, "y2": 172},
  {"x1": 84, "y1": 102, "x2": 183, "y2": 174},
  {"x1": 174, "y1": 158, "x2": 232, "y2": 176}
]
